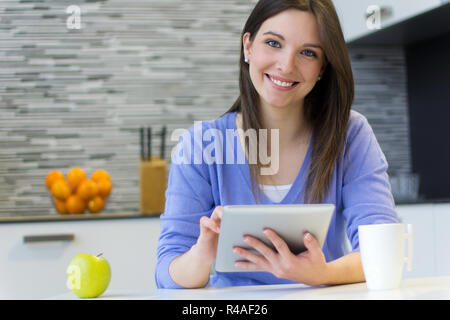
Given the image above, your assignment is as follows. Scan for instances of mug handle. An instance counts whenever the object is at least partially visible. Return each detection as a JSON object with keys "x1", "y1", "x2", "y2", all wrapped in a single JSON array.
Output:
[{"x1": 404, "y1": 224, "x2": 413, "y2": 272}]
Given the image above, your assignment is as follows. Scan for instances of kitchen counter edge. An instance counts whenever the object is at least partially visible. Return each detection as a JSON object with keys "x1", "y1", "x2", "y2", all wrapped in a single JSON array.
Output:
[
  {"x1": 2, "y1": 199, "x2": 449, "y2": 224},
  {"x1": 0, "y1": 212, "x2": 161, "y2": 224}
]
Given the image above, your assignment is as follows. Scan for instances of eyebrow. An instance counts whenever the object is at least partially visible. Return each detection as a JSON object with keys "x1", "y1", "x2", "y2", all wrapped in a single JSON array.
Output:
[{"x1": 262, "y1": 31, "x2": 323, "y2": 50}]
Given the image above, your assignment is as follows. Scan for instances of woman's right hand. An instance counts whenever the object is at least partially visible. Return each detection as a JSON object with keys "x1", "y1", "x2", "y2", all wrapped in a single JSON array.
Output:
[{"x1": 194, "y1": 205, "x2": 223, "y2": 264}]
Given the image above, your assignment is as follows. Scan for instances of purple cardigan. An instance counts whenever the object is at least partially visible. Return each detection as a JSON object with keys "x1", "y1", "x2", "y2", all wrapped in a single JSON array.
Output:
[{"x1": 155, "y1": 110, "x2": 398, "y2": 288}]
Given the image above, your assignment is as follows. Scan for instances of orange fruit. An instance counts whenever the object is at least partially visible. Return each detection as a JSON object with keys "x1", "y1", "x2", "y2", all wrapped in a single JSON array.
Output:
[
  {"x1": 65, "y1": 194, "x2": 86, "y2": 214},
  {"x1": 97, "y1": 179, "x2": 113, "y2": 198},
  {"x1": 45, "y1": 170, "x2": 65, "y2": 190},
  {"x1": 50, "y1": 179, "x2": 72, "y2": 200},
  {"x1": 77, "y1": 179, "x2": 99, "y2": 200},
  {"x1": 87, "y1": 196, "x2": 105, "y2": 214},
  {"x1": 67, "y1": 167, "x2": 87, "y2": 190},
  {"x1": 91, "y1": 169, "x2": 111, "y2": 183},
  {"x1": 54, "y1": 199, "x2": 68, "y2": 214}
]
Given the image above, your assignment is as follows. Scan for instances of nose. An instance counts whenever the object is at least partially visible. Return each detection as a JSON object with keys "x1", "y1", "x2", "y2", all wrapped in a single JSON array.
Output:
[{"x1": 276, "y1": 50, "x2": 296, "y2": 74}]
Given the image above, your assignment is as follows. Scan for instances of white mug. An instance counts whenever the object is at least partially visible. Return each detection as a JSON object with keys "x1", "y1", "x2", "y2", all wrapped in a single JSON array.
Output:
[{"x1": 358, "y1": 223, "x2": 413, "y2": 290}]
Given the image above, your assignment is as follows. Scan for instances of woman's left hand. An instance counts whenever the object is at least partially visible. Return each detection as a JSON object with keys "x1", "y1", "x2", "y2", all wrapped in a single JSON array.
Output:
[{"x1": 233, "y1": 228, "x2": 330, "y2": 286}]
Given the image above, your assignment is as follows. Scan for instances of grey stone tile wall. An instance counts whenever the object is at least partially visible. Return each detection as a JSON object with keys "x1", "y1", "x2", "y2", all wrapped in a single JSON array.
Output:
[
  {"x1": 0, "y1": 0, "x2": 410, "y2": 217},
  {"x1": 350, "y1": 45, "x2": 411, "y2": 174}
]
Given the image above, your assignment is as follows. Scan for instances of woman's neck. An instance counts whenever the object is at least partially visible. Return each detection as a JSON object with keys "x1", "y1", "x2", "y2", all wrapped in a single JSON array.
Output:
[{"x1": 258, "y1": 103, "x2": 311, "y2": 148}]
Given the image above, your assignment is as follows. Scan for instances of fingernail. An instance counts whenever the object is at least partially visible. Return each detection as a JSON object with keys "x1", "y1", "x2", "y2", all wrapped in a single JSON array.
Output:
[{"x1": 305, "y1": 233, "x2": 312, "y2": 241}]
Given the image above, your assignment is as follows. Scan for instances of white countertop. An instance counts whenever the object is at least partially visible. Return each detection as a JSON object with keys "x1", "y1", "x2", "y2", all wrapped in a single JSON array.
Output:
[{"x1": 49, "y1": 276, "x2": 450, "y2": 300}]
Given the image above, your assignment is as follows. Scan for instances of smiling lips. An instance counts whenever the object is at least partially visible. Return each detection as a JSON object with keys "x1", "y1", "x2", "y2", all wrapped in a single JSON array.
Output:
[{"x1": 265, "y1": 73, "x2": 300, "y2": 90}]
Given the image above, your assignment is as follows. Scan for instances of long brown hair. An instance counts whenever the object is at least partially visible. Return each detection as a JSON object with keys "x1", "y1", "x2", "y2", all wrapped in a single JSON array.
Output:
[{"x1": 225, "y1": 0, "x2": 354, "y2": 203}]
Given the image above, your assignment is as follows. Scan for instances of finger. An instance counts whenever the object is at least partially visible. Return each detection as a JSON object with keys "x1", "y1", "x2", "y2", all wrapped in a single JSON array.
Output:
[
  {"x1": 263, "y1": 228, "x2": 291, "y2": 257},
  {"x1": 211, "y1": 206, "x2": 223, "y2": 221},
  {"x1": 303, "y1": 232, "x2": 320, "y2": 256},
  {"x1": 211, "y1": 206, "x2": 223, "y2": 231},
  {"x1": 200, "y1": 216, "x2": 220, "y2": 233},
  {"x1": 234, "y1": 260, "x2": 263, "y2": 271},
  {"x1": 243, "y1": 235, "x2": 277, "y2": 262},
  {"x1": 233, "y1": 247, "x2": 267, "y2": 269}
]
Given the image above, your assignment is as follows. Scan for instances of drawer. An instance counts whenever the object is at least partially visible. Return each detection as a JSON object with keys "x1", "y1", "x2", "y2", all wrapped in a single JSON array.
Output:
[{"x1": 0, "y1": 218, "x2": 160, "y2": 299}]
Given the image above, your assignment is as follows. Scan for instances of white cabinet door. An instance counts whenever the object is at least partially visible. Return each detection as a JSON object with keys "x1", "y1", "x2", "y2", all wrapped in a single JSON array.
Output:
[
  {"x1": 433, "y1": 204, "x2": 450, "y2": 276},
  {"x1": 0, "y1": 218, "x2": 160, "y2": 299},
  {"x1": 332, "y1": 0, "x2": 442, "y2": 42},
  {"x1": 395, "y1": 204, "x2": 435, "y2": 278}
]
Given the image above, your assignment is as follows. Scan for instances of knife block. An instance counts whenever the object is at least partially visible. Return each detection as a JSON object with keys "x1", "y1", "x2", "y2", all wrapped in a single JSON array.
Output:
[{"x1": 139, "y1": 156, "x2": 167, "y2": 215}]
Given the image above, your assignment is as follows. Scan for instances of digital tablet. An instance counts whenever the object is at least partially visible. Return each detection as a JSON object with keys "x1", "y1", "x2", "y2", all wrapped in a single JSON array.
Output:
[{"x1": 215, "y1": 204, "x2": 335, "y2": 272}]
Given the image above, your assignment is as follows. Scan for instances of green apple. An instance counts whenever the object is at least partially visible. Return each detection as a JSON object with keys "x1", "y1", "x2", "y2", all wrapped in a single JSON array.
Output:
[{"x1": 66, "y1": 252, "x2": 111, "y2": 298}]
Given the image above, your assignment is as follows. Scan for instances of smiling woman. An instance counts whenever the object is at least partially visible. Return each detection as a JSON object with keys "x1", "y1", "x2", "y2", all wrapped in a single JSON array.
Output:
[
  {"x1": 233, "y1": 1, "x2": 353, "y2": 204},
  {"x1": 156, "y1": 0, "x2": 398, "y2": 289}
]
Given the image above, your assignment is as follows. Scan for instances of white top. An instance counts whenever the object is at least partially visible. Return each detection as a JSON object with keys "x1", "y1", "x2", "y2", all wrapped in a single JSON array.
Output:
[{"x1": 259, "y1": 184, "x2": 293, "y2": 203}]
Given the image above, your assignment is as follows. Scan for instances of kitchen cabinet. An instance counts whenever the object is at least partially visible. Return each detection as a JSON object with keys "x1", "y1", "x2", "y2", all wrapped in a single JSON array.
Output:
[
  {"x1": 332, "y1": 0, "x2": 442, "y2": 42},
  {"x1": 1, "y1": 203, "x2": 448, "y2": 299},
  {"x1": 395, "y1": 204, "x2": 435, "y2": 278},
  {"x1": 0, "y1": 216, "x2": 161, "y2": 299},
  {"x1": 434, "y1": 204, "x2": 450, "y2": 276},
  {"x1": 396, "y1": 203, "x2": 450, "y2": 279}
]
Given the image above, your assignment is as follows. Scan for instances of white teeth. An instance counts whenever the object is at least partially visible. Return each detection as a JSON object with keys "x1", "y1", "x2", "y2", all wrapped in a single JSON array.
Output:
[{"x1": 269, "y1": 76, "x2": 295, "y2": 87}]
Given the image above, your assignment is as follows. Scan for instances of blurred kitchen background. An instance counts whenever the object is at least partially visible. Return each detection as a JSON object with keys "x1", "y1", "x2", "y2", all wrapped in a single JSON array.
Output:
[{"x1": 1, "y1": 0, "x2": 450, "y2": 217}]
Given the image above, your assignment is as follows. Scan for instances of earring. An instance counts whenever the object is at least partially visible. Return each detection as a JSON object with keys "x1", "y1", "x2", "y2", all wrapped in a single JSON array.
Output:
[
  {"x1": 244, "y1": 57, "x2": 249, "y2": 64},
  {"x1": 317, "y1": 76, "x2": 321, "y2": 81}
]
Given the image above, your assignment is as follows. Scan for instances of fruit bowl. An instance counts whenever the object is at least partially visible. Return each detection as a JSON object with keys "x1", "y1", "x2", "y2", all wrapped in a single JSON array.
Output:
[{"x1": 46, "y1": 167, "x2": 113, "y2": 214}]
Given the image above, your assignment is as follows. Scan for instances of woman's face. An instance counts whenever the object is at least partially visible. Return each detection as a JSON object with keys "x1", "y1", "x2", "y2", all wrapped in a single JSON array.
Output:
[{"x1": 243, "y1": 9, "x2": 326, "y2": 111}]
